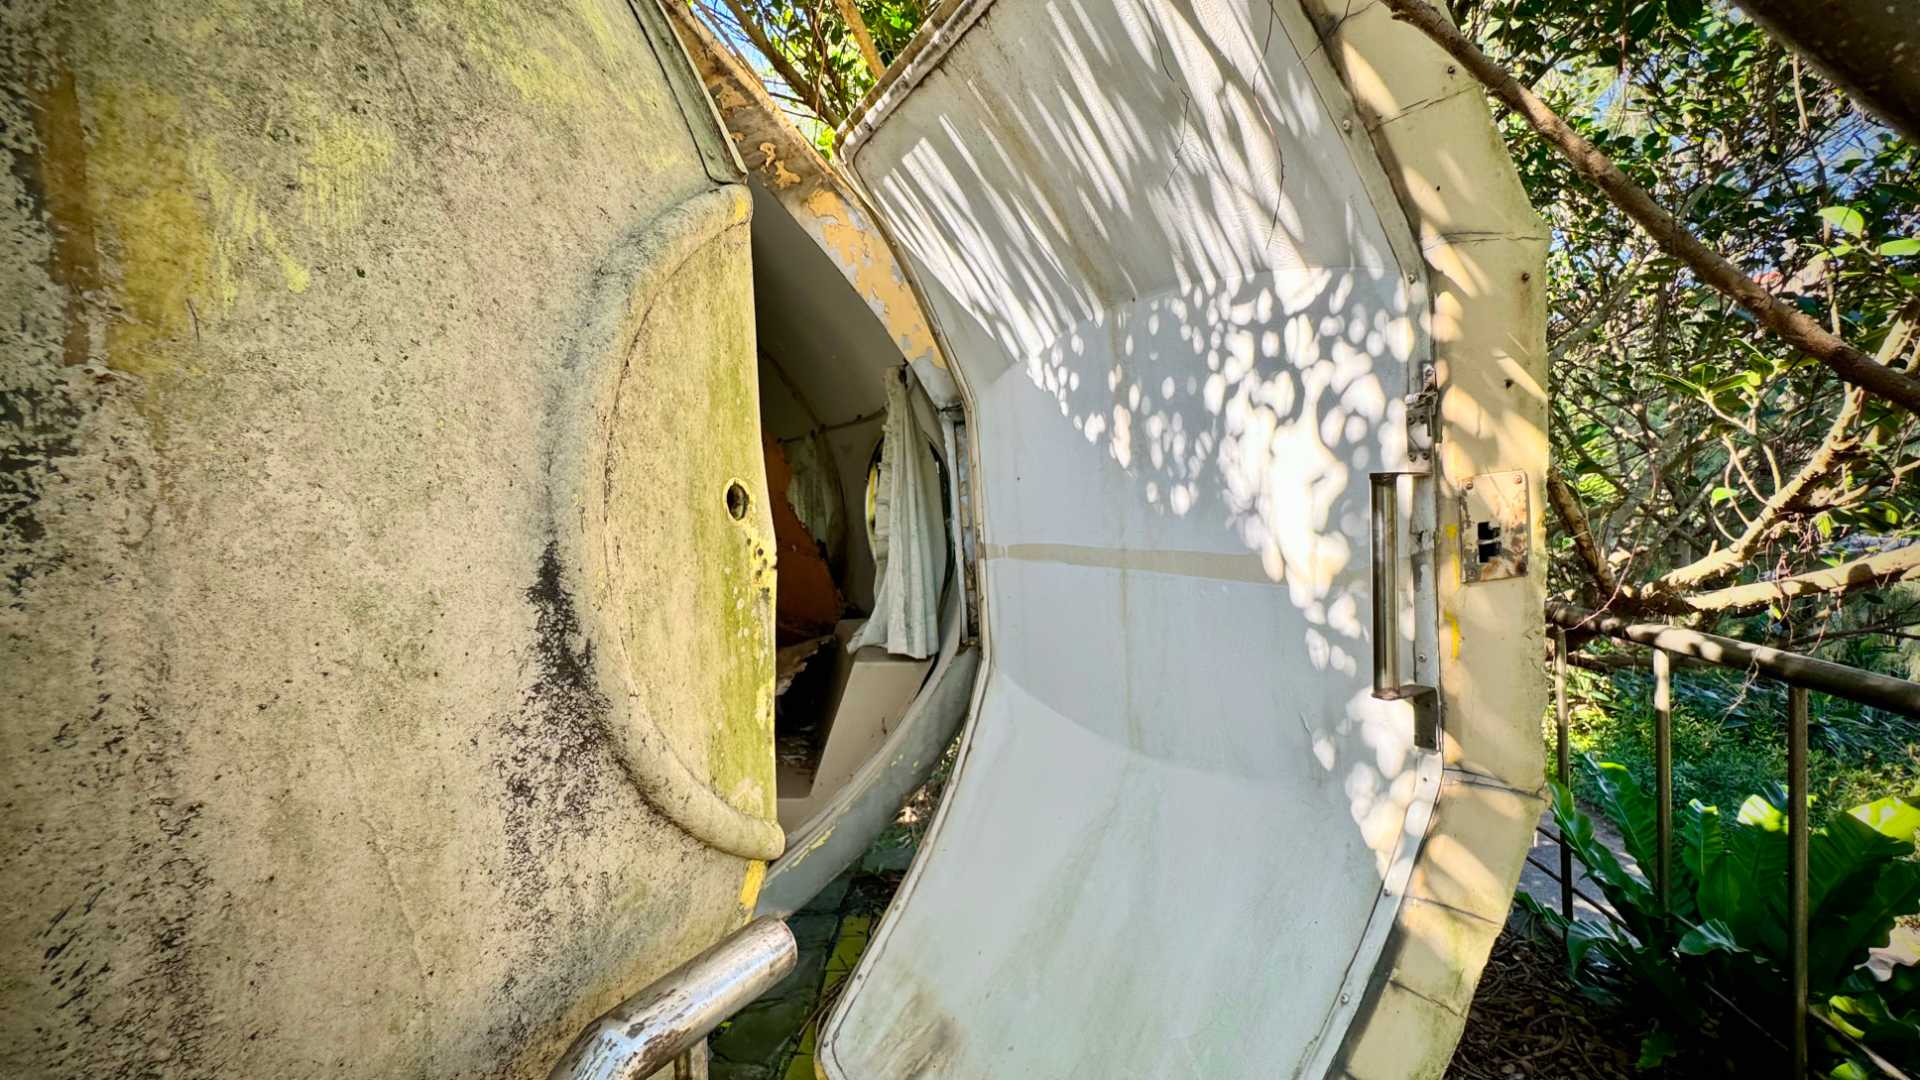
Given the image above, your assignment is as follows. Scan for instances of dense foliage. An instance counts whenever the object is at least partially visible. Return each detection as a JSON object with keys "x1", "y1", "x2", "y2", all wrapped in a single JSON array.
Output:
[
  {"x1": 694, "y1": 0, "x2": 925, "y2": 144},
  {"x1": 1560, "y1": 658, "x2": 1920, "y2": 830},
  {"x1": 1457, "y1": 0, "x2": 1920, "y2": 636},
  {"x1": 1526, "y1": 755, "x2": 1920, "y2": 1073}
]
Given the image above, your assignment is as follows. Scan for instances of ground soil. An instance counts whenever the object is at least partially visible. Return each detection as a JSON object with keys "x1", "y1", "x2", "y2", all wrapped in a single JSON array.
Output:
[{"x1": 1446, "y1": 923, "x2": 1780, "y2": 1079}]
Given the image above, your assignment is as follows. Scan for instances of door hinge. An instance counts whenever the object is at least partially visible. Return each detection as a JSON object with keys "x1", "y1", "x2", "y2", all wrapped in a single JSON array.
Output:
[{"x1": 1406, "y1": 364, "x2": 1439, "y2": 464}]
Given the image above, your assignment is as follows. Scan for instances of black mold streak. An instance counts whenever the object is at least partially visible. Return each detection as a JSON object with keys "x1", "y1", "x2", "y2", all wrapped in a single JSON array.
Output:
[{"x1": 493, "y1": 541, "x2": 616, "y2": 910}]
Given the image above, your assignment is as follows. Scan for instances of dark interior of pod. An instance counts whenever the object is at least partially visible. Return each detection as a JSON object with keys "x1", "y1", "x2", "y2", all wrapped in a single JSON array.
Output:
[{"x1": 746, "y1": 180, "x2": 952, "y2": 834}]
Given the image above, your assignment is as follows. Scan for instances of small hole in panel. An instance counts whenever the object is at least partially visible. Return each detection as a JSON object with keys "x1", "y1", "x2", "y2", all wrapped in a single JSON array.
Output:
[{"x1": 725, "y1": 480, "x2": 750, "y2": 521}]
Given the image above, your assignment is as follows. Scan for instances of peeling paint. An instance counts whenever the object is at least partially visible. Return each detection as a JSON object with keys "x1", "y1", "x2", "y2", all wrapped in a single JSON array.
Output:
[
  {"x1": 801, "y1": 188, "x2": 940, "y2": 368},
  {"x1": 736, "y1": 860, "x2": 767, "y2": 914},
  {"x1": 756, "y1": 142, "x2": 802, "y2": 189}
]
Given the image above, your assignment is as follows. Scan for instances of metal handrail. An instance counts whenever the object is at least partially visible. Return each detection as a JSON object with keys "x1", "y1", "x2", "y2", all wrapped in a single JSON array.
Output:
[
  {"x1": 1548, "y1": 603, "x2": 1920, "y2": 717},
  {"x1": 1544, "y1": 604, "x2": 1920, "y2": 1080},
  {"x1": 549, "y1": 917, "x2": 797, "y2": 1080}
]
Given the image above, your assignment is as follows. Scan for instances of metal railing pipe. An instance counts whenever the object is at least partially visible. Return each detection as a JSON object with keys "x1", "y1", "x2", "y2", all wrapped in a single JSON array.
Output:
[
  {"x1": 1789, "y1": 686, "x2": 1811, "y2": 1080},
  {"x1": 1553, "y1": 626, "x2": 1573, "y2": 921},
  {"x1": 1653, "y1": 648, "x2": 1674, "y2": 912},
  {"x1": 1547, "y1": 603, "x2": 1920, "y2": 718},
  {"x1": 549, "y1": 917, "x2": 797, "y2": 1080}
]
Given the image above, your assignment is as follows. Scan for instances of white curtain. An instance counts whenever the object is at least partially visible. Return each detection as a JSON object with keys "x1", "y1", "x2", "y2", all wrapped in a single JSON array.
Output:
[
  {"x1": 849, "y1": 370, "x2": 946, "y2": 658},
  {"x1": 783, "y1": 433, "x2": 845, "y2": 563}
]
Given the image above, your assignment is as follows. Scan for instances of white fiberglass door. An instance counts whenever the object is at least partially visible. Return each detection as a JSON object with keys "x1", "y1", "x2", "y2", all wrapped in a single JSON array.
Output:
[{"x1": 823, "y1": 0, "x2": 1440, "y2": 1074}]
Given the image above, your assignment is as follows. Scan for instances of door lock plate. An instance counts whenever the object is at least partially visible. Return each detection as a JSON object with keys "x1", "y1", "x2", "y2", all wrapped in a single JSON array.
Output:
[{"x1": 1459, "y1": 470, "x2": 1529, "y2": 583}]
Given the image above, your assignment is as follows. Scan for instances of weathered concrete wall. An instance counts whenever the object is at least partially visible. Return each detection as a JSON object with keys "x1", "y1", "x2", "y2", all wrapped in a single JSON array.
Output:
[{"x1": 1, "y1": 1, "x2": 777, "y2": 1076}]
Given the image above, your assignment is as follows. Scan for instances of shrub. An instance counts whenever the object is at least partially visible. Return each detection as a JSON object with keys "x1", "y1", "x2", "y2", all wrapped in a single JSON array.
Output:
[{"x1": 1522, "y1": 754, "x2": 1920, "y2": 1073}]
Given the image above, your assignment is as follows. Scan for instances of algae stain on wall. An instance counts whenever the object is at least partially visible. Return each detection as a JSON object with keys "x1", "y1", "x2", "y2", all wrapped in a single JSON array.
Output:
[
  {"x1": 83, "y1": 84, "x2": 216, "y2": 377},
  {"x1": 448, "y1": 0, "x2": 650, "y2": 119},
  {"x1": 698, "y1": 296, "x2": 779, "y2": 821},
  {"x1": 299, "y1": 114, "x2": 397, "y2": 234},
  {"x1": 54, "y1": 80, "x2": 404, "y2": 381}
]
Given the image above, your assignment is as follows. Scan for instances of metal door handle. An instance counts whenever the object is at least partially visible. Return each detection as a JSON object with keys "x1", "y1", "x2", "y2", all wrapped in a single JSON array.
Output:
[{"x1": 1370, "y1": 472, "x2": 1435, "y2": 704}]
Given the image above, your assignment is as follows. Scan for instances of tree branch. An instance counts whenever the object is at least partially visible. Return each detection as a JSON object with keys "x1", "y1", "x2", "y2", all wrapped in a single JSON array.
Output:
[
  {"x1": 1677, "y1": 544, "x2": 1920, "y2": 615},
  {"x1": 829, "y1": 0, "x2": 885, "y2": 76},
  {"x1": 717, "y1": 0, "x2": 844, "y2": 126},
  {"x1": 1654, "y1": 302, "x2": 1920, "y2": 593},
  {"x1": 1377, "y1": 0, "x2": 1920, "y2": 416},
  {"x1": 1547, "y1": 470, "x2": 1620, "y2": 600}
]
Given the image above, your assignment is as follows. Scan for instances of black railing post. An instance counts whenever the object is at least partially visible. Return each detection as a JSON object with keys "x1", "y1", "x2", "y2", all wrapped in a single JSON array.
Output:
[
  {"x1": 1652, "y1": 648, "x2": 1674, "y2": 912},
  {"x1": 1554, "y1": 625, "x2": 1572, "y2": 921},
  {"x1": 1789, "y1": 686, "x2": 1810, "y2": 1080}
]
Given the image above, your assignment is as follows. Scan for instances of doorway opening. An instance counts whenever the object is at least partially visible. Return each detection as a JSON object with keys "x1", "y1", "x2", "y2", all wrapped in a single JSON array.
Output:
[{"x1": 747, "y1": 181, "x2": 953, "y2": 834}]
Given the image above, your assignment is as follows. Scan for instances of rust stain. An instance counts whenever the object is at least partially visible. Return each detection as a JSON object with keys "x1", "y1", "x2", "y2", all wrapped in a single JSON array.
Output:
[{"x1": 763, "y1": 435, "x2": 842, "y2": 637}]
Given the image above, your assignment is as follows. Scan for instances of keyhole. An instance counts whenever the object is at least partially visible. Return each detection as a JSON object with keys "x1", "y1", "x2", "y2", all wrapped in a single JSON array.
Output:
[{"x1": 725, "y1": 480, "x2": 750, "y2": 521}]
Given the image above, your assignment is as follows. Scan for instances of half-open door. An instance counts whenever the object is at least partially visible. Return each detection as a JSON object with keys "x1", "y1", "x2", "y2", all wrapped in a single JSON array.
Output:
[{"x1": 815, "y1": 0, "x2": 1481, "y2": 1075}]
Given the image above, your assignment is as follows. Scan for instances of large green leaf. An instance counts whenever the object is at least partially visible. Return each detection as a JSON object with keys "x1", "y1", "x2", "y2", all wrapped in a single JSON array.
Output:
[
  {"x1": 1677, "y1": 917, "x2": 1747, "y2": 957},
  {"x1": 1679, "y1": 800, "x2": 1724, "y2": 885},
  {"x1": 1701, "y1": 810, "x2": 1790, "y2": 957},
  {"x1": 1849, "y1": 797, "x2": 1920, "y2": 847},
  {"x1": 1584, "y1": 756, "x2": 1664, "y2": 875},
  {"x1": 1738, "y1": 792, "x2": 1787, "y2": 831},
  {"x1": 1549, "y1": 779, "x2": 1659, "y2": 926},
  {"x1": 1811, "y1": 814, "x2": 1913, "y2": 917},
  {"x1": 1810, "y1": 859, "x2": 1920, "y2": 989},
  {"x1": 1825, "y1": 985, "x2": 1920, "y2": 1058}
]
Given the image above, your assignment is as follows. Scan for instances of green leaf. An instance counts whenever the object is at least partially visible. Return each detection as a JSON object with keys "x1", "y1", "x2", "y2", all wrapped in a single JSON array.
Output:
[
  {"x1": 1585, "y1": 757, "x2": 1665, "y2": 879},
  {"x1": 1811, "y1": 813, "x2": 1912, "y2": 916},
  {"x1": 1515, "y1": 890, "x2": 1571, "y2": 937},
  {"x1": 1679, "y1": 800, "x2": 1724, "y2": 885},
  {"x1": 1702, "y1": 811, "x2": 1790, "y2": 956},
  {"x1": 1549, "y1": 777, "x2": 1659, "y2": 923},
  {"x1": 1850, "y1": 796, "x2": 1920, "y2": 846},
  {"x1": 1737, "y1": 793, "x2": 1786, "y2": 831},
  {"x1": 1637, "y1": 1026, "x2": 1678, "y2": 1069},
  {"x1": 1820, "y1": 205, "x2": 1867, "y2": 235},
  {"x1": 1880, "y1": 237, "x2": 1920, "y2": 257},
  {"x1": 1809, "y1": 852, "x2": 1920, "y2": 988},
  {"x1": 1677, "y1": 918, "x2": 1747, "y2": 956},
  {"x1": 1710, "y1": 485, "x2": 1735, "y2": 504}
]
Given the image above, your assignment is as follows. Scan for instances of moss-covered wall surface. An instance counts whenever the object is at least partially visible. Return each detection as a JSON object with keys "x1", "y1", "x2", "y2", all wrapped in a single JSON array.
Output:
[{"x1": 0, "y1": 1, "x2": 776, "y2": 1075}]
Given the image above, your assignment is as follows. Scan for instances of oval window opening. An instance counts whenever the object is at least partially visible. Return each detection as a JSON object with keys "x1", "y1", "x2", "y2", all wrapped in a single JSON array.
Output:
[{"x1": 725, "y1": 480, "x2": 751, "y2": 521}]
